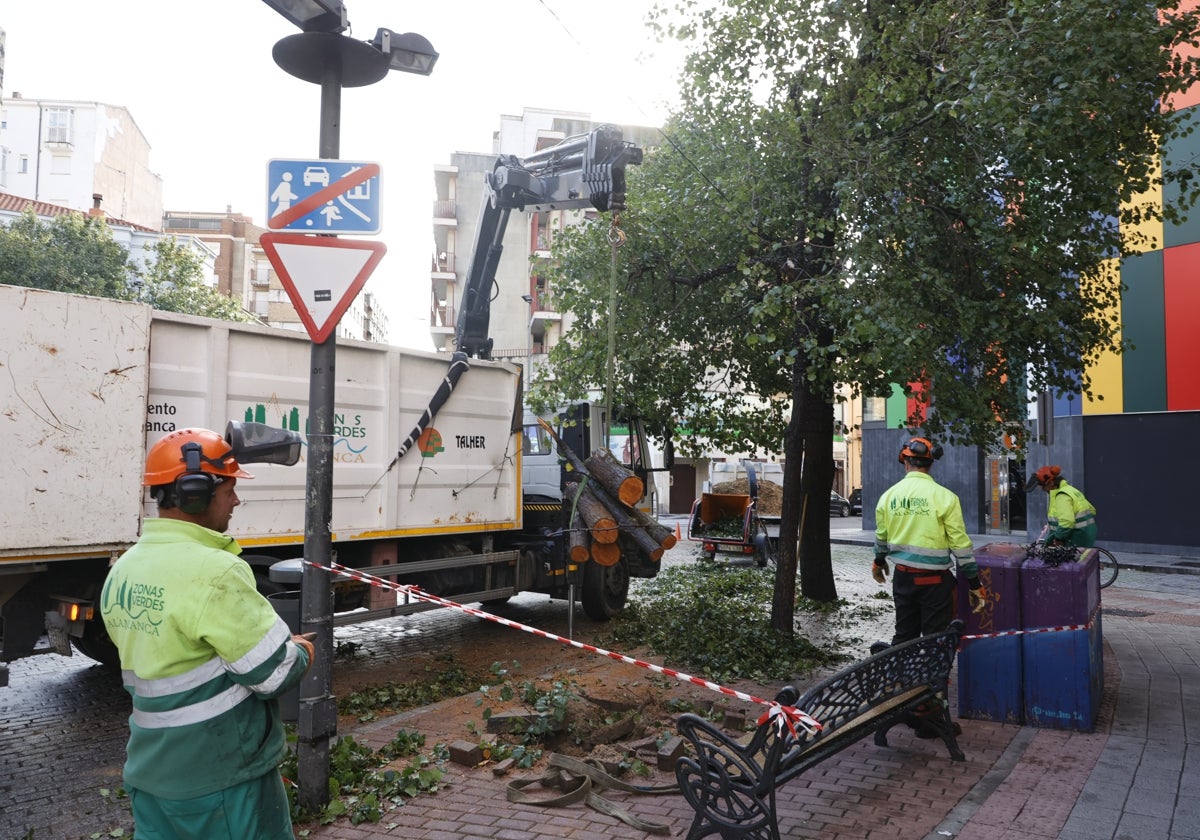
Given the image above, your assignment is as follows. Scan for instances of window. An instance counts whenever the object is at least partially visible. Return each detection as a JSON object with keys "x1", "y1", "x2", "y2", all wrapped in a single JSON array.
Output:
[
  {"x1": 19, "y1": 155, "x2": 28, "y2": 174},
  {"x1": 522, "y1": 424, "x2": 553, "y2": 456},
  {"x1": 46, "y1": 108, "x2": 74, "y2": 144}
]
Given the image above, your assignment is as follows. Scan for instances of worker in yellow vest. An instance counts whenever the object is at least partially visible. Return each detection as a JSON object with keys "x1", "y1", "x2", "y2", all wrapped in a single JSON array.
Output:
[
  {"x1": 1025, "y1": 464, "x2": 1097, "y2": 547},
  {"x1": 872, "y1": 437, "x2": 986, "y2": 644},
  {"x1": 101, "y1": 428, "x2": 313, "y2": 840}
]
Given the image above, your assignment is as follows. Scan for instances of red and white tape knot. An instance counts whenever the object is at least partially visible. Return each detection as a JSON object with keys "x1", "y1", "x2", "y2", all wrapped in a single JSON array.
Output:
[{"x1": 757, "y1": 704, "x2": 823, "y2": 738}]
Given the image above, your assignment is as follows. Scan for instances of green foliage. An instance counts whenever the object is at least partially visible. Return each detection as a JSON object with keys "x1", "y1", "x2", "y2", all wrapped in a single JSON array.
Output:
[
  {"x1": 0, "y1": 208, "x2": 131, "y2": 298},
  {"x1": 279, "y1": 728, "x2": 445, "y2": 827},
  {"x1": 598, "y1": 562, "x2": 846, "y2": 683},
  {"x1": 476, "y1": 661, "x2": 578, "y2": 754},
  {"x1": 537, "y1": 0, "x2": 1200, "y2": 452},
  {"x1": 132, "y1": 237, "x2": 254, "y2": 322},
  {"x1": 337, "y1": 659, "x2": 483, "y2": 722},
  {"x1": 0, "y1": 209, "x2": 253, "y2": 323}
]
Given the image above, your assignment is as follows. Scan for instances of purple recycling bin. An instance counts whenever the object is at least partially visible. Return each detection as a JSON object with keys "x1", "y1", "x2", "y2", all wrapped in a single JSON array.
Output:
[
  {"x1": 1021, "y1": 548, "x2": 1103, "y2": 731},
  {"x1": 957, "y1": 542, "x2": 1026, "y2": 724}
]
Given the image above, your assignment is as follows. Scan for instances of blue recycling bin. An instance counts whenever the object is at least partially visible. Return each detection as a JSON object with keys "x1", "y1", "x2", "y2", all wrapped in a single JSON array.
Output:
[
  {"x1": 957, "y1": 542, "x2": 1026, "y2": 725},
  {"x1": 1020, "y1": 549, "x2": 1103, "y2": 731}
]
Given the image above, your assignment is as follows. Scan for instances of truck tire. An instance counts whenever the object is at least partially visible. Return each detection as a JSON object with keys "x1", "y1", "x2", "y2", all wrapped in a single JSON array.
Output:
[
  {"x1": 581, "y1": 559, "x2": 629, "y2": 621},
  {"x1": 72, "y1": 620, "x2": 120, "y2": 670}
]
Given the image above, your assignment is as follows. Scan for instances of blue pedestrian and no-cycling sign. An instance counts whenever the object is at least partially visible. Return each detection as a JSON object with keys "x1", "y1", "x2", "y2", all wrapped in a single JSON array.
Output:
[{"x1": 266, "y1": 158, "x2": 382, "y2": 235}]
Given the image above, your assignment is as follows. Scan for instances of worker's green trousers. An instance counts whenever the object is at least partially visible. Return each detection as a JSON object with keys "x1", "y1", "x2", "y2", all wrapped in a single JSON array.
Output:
[{"x1": 128, "y1": 771, "x2": 293, "y2": 840}]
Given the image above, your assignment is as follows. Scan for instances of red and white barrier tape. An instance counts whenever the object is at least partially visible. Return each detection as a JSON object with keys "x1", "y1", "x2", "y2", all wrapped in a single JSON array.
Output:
[
  {"x1": 961, "y1": 603, "x2": 1101, "y2": 641},
  {"x1": 303, "y1": 559, "x2": 823, "y2": 736}
]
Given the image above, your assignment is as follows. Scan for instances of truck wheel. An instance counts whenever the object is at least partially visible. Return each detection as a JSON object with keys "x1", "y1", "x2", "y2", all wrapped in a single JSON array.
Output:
[
  {"x1": 72, "y1": 620, "x2": 120, "y2": 670},
  {"x1": 581, "y1": 560, "x2": 629, "y2": 621}
]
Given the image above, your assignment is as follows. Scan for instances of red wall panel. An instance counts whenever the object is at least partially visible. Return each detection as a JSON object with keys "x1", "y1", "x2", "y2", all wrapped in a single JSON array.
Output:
[{"x1": 1163, "y1": 243, "x2": 1200, "y2": 409}]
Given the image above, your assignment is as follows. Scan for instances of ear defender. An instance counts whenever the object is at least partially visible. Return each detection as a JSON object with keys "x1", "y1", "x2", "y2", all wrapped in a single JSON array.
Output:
[{"x1": 173, "y1": 441, "x2": 216, "y2": 514}]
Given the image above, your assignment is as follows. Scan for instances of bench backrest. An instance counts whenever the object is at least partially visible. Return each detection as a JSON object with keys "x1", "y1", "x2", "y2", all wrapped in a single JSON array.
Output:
[{"x1": 742, "y1": 621, "x2": 964, "y2": 785}]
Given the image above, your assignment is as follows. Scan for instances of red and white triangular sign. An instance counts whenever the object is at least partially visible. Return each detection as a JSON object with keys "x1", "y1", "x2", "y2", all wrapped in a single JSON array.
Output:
[{"x1": 260, "y1": 232, "x2": 386, "y2": 344}]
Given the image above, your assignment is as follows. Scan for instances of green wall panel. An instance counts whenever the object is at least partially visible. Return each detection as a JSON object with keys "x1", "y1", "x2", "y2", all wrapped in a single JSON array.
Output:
[{"x1": 1120, "y1": 251, "x2": 1167, "y2": 412}]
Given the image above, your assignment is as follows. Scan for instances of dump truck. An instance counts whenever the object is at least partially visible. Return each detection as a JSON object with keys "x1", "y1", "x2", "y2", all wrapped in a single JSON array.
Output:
[{"x1": 0, "y1": 125, "x2": 655, "y2": 687}]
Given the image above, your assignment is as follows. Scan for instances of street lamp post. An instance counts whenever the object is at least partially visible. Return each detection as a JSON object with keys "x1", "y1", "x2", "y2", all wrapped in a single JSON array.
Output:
[{"x1": 260, "y1": 0, "x2": 436, "y2": 812}]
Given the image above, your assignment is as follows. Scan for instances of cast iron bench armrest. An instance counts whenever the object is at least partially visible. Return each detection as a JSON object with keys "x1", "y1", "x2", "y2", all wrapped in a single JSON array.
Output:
[{"x1": 675, "y1": 620, "x2": 965, "y2": 840}]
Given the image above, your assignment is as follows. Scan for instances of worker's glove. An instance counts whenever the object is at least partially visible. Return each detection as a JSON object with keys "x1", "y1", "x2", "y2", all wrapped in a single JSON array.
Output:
[
  {"x1": 293, "y1": 633, "x2": 316, "y2": 673},
  {"x1": 968, "y1": 586, "x2": 988, "y2": 615},
  {"x1": 871, "y1": 556, "x2": 889, "y2": 585}
]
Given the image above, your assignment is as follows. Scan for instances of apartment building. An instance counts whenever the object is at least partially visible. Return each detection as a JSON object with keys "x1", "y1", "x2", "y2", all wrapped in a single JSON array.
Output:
[{"x1": 0, "y1": 93, "x2": 163, "y2": 231}]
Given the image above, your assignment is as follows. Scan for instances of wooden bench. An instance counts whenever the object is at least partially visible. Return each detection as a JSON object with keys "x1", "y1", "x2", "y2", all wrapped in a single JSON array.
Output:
[{"x1": 675, "y1": 620, "x2": 965, "y2": 840}]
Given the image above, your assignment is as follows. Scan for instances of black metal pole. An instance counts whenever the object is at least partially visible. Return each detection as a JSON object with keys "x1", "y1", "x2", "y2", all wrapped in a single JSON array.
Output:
[{"x1": 296, "y1": 52, "x2": 342, "y2": 814}]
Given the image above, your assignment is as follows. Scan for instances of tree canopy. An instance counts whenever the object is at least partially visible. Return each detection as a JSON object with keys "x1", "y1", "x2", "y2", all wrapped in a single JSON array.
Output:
[
  {"x1": 0, "y1": 208, "x2": 254, "y2": 322},
  {"x1": 531, "y1": 0, "x2": 1200, "y2": 620},
  {"x1": 0, "y1": 209, "x2": 131, "y2": 298},
  {"x1": 132, "y1": 237, "x2": 255, "y2": 323}
]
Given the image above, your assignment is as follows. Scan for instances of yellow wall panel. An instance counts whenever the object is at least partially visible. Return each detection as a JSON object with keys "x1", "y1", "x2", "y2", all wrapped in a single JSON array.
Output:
[{"x1": 1083, "y1": 258, "x2": 1124, "y2": 414}]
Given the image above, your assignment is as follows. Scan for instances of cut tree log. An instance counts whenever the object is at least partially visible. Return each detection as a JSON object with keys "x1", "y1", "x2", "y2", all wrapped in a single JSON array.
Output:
[
  {"x1": 568, "y1": 509, "x2": 590, "y2": 564},
  {"x1": 585, "y1": 485, "x2": 664, "y2": 561},
  {"x1": 575, "y1": 485, "x2": 619, "y2": 544},
  {"x1": 591, "y1": 540, "x2": 622, "y2": 567},
  {"x1": 584, "y1": 448, "x2": 644, "y2": 507},
  {"x1": 538, "y1": 416, "x2": 673, "y2": 553}
]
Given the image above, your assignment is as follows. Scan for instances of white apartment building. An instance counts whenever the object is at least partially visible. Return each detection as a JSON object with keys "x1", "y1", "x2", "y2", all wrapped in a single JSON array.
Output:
[{"x1": 0, "y1": 93, "x2": 163, "y2": 231}]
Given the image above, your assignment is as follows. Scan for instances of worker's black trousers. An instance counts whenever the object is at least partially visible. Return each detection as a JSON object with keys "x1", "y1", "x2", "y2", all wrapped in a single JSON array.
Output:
[{"x1": 891, "y1": 566, "x2": 956, "y2": 645}]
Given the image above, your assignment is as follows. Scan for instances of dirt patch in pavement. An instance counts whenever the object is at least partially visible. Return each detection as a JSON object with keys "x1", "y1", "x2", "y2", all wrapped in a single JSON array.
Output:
[
  {"x1": 330, "y1": 613, "x2": 751, "y2": 767},
  {"x1": 325, "y1": 542, "x2": 892, "y2": 773}
]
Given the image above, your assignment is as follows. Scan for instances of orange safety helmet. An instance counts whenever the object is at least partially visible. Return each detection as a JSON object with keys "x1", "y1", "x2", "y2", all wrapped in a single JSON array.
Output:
[
  {"x1": 898, "y1": 436, "x2": 943, "y2": 464},
  {"x1": 143, "y1": 428, "x2": 254, "y2": 487},
  {"x1": 1024, "y1": 464, "x2": 1061, "y2": 492}
]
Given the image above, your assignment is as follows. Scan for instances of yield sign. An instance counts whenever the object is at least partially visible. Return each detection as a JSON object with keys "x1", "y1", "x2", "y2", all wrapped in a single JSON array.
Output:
[{"x1": 260, "y1": 233, "x2": 386, "y2": 344}]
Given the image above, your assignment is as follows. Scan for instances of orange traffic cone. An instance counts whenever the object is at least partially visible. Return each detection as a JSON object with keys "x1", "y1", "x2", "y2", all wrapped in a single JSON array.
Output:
[{"x1": 675, "y1": 522, "x2": 682, "y2": 540}]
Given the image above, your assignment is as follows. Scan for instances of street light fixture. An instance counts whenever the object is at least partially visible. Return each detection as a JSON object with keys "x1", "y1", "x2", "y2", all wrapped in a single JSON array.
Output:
[
  {"x1": 371, "y1": 28, "x2": 439, "y2": 76},
  {"x1": 259, "y1": 0, "x2": 347, "y2": 33}
]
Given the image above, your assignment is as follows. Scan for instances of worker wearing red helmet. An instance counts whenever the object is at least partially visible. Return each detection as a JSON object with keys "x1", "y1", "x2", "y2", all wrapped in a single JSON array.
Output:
[
  {"x1": 1024, "y1": 465, "x2": 1097, "y2": 547},
  {"x1": 101, "y1": 428, "x2": 313, "y2": 840},
  {"x1": 872, "y1": 437, "x2": 985, "y2": 645}
]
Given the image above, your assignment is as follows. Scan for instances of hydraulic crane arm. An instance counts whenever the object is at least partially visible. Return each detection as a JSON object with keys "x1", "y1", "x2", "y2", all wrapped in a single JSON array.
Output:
[{"x1": 454, "y1": 124, "x2": 643, "y2": 360}]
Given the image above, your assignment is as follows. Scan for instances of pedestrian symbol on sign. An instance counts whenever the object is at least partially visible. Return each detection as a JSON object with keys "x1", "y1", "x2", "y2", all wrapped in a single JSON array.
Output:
[{"x1": 266, "y1": 159, "x2": 383, "y2": 235}]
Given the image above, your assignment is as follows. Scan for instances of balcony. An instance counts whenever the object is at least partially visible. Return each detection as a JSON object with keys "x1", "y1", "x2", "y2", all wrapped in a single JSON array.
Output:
[
  {"x1": 431, "y1": 252, "x2": 456, "y2": 274},
  {"x1": 431, "y1": 298, "x2": 455, "y2": 331},
  {"x1": 432, "y1": 199, "x2": 457, "y2": 220}
]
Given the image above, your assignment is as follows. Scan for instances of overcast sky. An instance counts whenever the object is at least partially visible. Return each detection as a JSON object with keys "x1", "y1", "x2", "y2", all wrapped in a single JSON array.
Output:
[{"x1": 2, "y1": 1, "x2": 688, "y2": 349}]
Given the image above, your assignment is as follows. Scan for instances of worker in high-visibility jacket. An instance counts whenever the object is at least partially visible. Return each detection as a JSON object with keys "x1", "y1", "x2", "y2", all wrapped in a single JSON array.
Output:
[
  {"x1": 1025, "y1": 464, "x2": 1097, "y2": 547},
  {"x1": 101, "y1": 428, "x2": 313, "y2": 840},
  {"x1": 872, "y1": 437, "x2": 986, "y2": 645}
]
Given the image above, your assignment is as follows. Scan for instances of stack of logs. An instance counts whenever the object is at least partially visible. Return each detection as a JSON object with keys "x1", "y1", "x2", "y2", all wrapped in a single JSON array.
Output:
[{"x1": 559, "y1": 446, "x2": 678, "y2": 567}]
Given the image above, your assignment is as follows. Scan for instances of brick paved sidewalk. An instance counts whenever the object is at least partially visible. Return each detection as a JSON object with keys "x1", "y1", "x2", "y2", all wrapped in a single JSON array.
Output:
[{"x1": 302, "y1": 577, "x2": 1200, "y2": 840}]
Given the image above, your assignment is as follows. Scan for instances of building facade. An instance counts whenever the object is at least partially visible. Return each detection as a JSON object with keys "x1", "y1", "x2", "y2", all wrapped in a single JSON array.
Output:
[{"x1": 0, "y1": 93, "x2": 163, "y2": 231}]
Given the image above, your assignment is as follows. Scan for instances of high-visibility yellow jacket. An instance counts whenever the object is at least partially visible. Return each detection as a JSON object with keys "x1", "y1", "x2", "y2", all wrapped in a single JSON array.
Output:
[
  {"x1": 1047, "y1": 480, "x2": 1097, "y2": 547},
  {"x1": 874, "y1": 471, "x2": 977, "y2": 578},
  {"x1": 101, "y1": 518, "x2": 309, "y2": 799}
]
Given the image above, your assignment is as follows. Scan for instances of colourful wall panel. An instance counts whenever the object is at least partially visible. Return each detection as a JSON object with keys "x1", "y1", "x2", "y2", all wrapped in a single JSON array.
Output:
[
  {"x1": 1162, "y1": 106, "x2": 1200, "y2": 248},
  {"x1": 885, "y1": 383, "x2": 908, "y2": 428},
  {"x1": 1120, "y1": 251, "x2": 1167, "y2": 412},
  {"x1": 1163, "y1": 243, "x2": 1200, "y2": 409},
  {"x1": 1083, "y1": 259, "x2": 1124, "y2": 415},
  {"x1": 1121, "y1": 158, "x2": 1163, "y2": 255}
]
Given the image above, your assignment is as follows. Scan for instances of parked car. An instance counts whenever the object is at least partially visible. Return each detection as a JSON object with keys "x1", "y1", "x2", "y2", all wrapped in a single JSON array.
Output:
[
  {"x1": 848, "y1": 488, "x2": 863, "y2": 516},
  {"x1": 830, "y1": 492, "x2": 851, "y2": 517}
]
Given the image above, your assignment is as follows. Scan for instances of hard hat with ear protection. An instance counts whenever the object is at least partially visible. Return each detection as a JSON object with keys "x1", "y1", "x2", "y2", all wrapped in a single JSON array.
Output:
[
  {"x1": 898, "y1": 436, "x2": 943, "y2": 464},
  {"x1": 1023, "y1": 464, "x2": 1061, "y2": 492},
  {"x1": 144, "y1": 428, "x2": 253, "y2": 515}
]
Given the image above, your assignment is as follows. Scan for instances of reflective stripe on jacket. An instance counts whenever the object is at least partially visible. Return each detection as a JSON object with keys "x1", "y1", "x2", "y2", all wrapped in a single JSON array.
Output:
[
  {"x1": 101, "y1": 518, "x2": 309, "y2": 800},
  {"x1": 1048, "y1": 480, "x2": 1097, "y2": 547},
  {"x1": 874, "y1": 471, "x2": 976, "y2": 577}
]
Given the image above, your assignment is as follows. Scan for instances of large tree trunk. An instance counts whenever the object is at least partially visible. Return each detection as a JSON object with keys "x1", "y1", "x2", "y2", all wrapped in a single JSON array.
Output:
[{"x1": 797, "y1": 375, "x2": 838, "y2": 603}]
